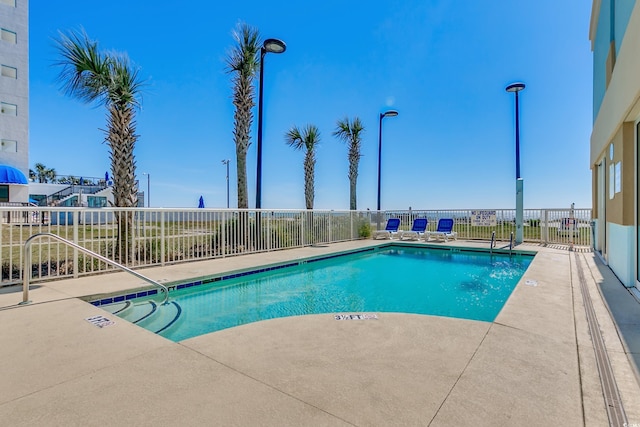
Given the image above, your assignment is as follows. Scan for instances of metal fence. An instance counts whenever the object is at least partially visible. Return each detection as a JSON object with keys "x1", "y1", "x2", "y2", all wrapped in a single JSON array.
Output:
[
  {"x1": 384, "y1": 208, "x2": 592, "y2": 247},
  {"x1": 0, "y1": 207, "x2": 591, "y2": 286}
]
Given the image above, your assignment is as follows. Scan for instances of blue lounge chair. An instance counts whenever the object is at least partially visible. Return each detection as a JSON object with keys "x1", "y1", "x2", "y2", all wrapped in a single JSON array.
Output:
[
  {"x1": 426, "y1": 218, "x2": 458, "y2": 242},
  {"x1": 373, "y1": 218, "x2": 401, "y2": 239},
  {"x1": 400, "y1": 218, "x2": 428, "y2": 240}
]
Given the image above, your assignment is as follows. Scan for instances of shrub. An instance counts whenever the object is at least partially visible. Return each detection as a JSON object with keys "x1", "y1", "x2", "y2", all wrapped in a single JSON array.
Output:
[{"x1": 358, "y1": 222, "x2": 372, "y2": 238}]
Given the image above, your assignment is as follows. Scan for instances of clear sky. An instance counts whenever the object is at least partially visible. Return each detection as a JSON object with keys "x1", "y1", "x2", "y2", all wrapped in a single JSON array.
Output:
[{"x1": 29, "y1": 0, "x2": 593, "y2": 210}]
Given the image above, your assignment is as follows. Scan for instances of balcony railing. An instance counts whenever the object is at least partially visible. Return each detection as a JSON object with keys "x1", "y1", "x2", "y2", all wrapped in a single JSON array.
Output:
[{"x1": 0, "y1": 207, "x2": 591, "y2": 287}]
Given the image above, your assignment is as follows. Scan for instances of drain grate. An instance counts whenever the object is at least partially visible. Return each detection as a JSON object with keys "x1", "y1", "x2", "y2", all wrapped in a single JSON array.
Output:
[{"x1": 575, "y1": 252, "x2": 627, "y2": 426}]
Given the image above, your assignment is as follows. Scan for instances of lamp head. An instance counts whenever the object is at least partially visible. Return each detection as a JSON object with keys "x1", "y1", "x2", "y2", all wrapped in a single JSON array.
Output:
[
  {"x1": 263, "y1": 38, "x2": 286, "y2": 54},
  {"x1": 505, "y1": 82, "x2": 526, "y2": 93},
  {"x1": 381, "y1": 110, "x2": 399, "y2": 118}
]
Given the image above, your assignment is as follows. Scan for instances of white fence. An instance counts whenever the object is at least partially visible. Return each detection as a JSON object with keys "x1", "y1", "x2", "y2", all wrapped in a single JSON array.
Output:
[
  {"x1": 384, "y1": 208, "x2": 592, "y2": 247},
  {"x1": 0, "y1": 207, "x2": 591, "y2": 286}
]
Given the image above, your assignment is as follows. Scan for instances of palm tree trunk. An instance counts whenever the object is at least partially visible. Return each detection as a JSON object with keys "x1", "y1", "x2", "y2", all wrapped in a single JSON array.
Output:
[
  {"x1": 107, "y1": 105, "x2": 138, "y2": 263},
  {"x1": 304, "y1": 152, "x2": 314, "y2": 210},
  {"x1": 349, "y1": 178, "x2": 357, "y2": 210},
  {"x1": 235, "y1": 149, "x2": 250, "y2": 252},
  {"x1": 233, "y1": 75, "x2": 253, "y2": 210},
  {"x1": 232, "y1": 73, "x2": 255, "y2": 251},
  {"x1": 304, "y1": 151, "x2": 315, "y2": 244},
  {"x1": 235, "y1": 145, "x2": 248, "y2": 209}
]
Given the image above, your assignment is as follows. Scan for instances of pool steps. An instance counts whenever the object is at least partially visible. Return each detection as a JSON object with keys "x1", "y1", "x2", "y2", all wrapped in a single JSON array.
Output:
[{"x1": 100, "y1": 300, "x2": 182, "y2": 334}]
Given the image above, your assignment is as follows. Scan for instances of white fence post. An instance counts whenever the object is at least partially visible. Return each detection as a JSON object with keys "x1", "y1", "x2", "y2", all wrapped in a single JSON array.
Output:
[
  {"x1": 73, "y1": 210, "x2": 79, "y2": 278},
  {"x1": 221, "y1": 211, "x2": 227, "y2": 258},
  {"x1": 160, "y1": 210, "x2": 166, "y2": 266},
  {"x1": 265, "y1": 211, "x2": 270, "y2": 251},
  {"x1": 329, "y1": 210, "x2": 334, "y2": 242},
  {"x1": 569, "y1": 203, "x2": 575, "y2": 250}
]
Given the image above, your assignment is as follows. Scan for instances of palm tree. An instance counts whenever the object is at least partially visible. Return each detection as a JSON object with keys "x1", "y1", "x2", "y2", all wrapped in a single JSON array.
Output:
[
  {"x1": 55, "y1": 29, "x2": 144, "y2": 262},
  {"x1": 31, "y1": 163, "x2": 57, "y2": 183},
  {"x1": 45, "y1": 167, "x2": 57, "y2": 183},
  {"x1": 285, "y1": 125, "x2": 320, "y2": 210},
  {"x1": 333, "y1": 117, "x2": 365, "y2": 210},
  {"x1": 226, "y1": 23, "x2": 260, "y2": 210}
]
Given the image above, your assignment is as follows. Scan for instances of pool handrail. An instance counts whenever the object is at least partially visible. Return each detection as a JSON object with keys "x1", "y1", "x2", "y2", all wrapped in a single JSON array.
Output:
[
  {"x1": 21, "y1": 232, "x2": 169, "y2": 305},
  {"x1": 509, "y1": 232, "x2": 514, "y2": 256},
  {"x1": 490, "y1": 231, "x2": 496, "y2": 254}
]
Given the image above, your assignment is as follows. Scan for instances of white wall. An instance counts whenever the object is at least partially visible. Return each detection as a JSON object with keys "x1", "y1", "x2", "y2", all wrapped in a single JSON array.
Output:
[
  {"x1": 9, "y1": 184, "x2": 27, "y2": 203},
  {"x1": 29, "y1": 183, "x2": 70, "y2": 196},
  {"x1": 607, "y1": 222, "x2": 634, "y2": 287}
]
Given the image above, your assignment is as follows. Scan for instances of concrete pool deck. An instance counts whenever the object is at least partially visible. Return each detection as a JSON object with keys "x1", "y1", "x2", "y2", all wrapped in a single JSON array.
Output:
[{"x1": 0, "y1": 240, "x2": 639, "y2": 426}]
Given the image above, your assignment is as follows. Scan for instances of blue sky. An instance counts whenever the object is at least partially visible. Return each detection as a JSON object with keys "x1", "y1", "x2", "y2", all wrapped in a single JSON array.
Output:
[{"x1": 29, "y1": 0, "x2": 593, "y2": 209}]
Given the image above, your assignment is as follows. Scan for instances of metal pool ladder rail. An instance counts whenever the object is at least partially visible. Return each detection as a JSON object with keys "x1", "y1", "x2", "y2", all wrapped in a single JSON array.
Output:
[
  {"x1": 21, "y1": 233, "x2": 169, "y2": 305},
  {"x1": 509, "y1": 232, "x2": 514, "y2": 256},
  {"x1": 490, "y1": 231, "x2": 496, "y2": 254}
]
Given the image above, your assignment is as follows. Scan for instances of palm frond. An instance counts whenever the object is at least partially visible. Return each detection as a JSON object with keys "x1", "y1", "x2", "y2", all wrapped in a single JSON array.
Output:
[
  {"x1": 54, "y1": 29, "x2": 145, "y2": 111},
  {"x1": 54, "y1": 29, "x2": 111, "y2": 105},
  {"x1": 302, "y1": 124, "x2": 321, "y2": 152},
  {"x1": 108, "y1": 55, "x2": 144, "y2": 109},
  {"x1": 225, "y1": 23, "x2": 261, "y2": 76},
  {"x1": 285, "y1": 125, "x2": 321, "y2": 151},
  {"x1": 333, "y1": 116, "x2": 364, "y2": 141},
  {"x1": 285, "y1": 126, "x2": 304, "y2": 150}
]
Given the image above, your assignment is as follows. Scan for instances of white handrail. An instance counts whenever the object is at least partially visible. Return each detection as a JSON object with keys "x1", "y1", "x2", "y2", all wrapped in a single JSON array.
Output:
[{"x1": 21, "y1": 232, "x2": 169, "y2": 305}]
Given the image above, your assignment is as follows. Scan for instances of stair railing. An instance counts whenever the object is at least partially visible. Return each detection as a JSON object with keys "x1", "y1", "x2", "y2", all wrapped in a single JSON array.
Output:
[{"x1": 21, "y1": 232, "x2": 169, "y2": 305}]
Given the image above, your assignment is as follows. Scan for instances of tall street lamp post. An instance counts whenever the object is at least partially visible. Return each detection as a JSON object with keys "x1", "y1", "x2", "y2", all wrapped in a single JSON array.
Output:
[
  {"x1": 255, "y1": 38, "x2": 286, "y2": 209},
  {"x1": 506, "y1": 82, "x2": 525, "y2": 244},
  {"x1": 377, "y1": 110, "x2": 398, "y2": 225},
  {"x1": 221, "y1": 159, "x2": 230, "y2": 208},
  {"x1": 142, "y1": 172, "x2": 150, "y2": 207}
]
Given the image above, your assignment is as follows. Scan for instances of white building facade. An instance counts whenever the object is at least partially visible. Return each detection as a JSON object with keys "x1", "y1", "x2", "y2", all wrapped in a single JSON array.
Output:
[{"x1": 0, "y1": 0, "x2": 28, "y2": 203}]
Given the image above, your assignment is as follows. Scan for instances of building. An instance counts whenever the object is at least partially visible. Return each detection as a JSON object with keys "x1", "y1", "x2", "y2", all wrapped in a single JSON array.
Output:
[
  {"x1": 590, "y1": 0, "x2": 640, "y2": 290},
  {"x1": 0, "y1": 0, "x2": 28, "y2": 203},
  {"x1": 28, "y1": 176, "x2": 145, "y2": 208}
]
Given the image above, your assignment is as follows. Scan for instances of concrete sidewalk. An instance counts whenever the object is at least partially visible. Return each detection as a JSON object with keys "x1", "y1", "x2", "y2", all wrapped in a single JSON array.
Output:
[{"x1": 0, "y1": 241, "x2": 638, "y2": 426}]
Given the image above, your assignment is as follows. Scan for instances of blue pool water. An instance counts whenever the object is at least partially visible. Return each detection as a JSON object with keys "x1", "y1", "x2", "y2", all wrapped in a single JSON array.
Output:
[{"x1": 109, "y1": 247, "x2": 532, "y2": 341}]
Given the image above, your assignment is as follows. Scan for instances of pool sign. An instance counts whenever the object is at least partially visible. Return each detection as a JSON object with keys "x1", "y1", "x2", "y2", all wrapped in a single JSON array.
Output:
[
  {"x1": 85, "y1": 315, "x2": 115, "y2": 328},
  {"x1": 334, "y1": 313, "x2": 378, "y2": 321},
  {"x1": 471, "y1": 210, "x2": 497, "y2": 227}
]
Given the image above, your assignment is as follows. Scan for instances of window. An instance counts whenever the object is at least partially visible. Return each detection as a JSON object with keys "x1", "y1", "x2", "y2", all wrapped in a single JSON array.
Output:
[
  {"x1": 87, "y1": 196, "x2": 107, "y2": 208},
  {"x1": 0, "y1": 29, "x2": 16, "y2": 44},
  {"x1": 0, "y1": 0, "x2": 16, "y2": 7},
  {"x1": 0, "y1": 139, "x2": 16, "y2": 152},
  {"x1": 1, "y1": 65, "x2": 16, "y2": 78},
  {"x1": 609, "y1": 163, "x2": 615, "y2": 199},
  {"x1": 0, "y1": 185, "x2": 8, "y2": 203},
  {"x1": 0, "y1": 102, "x2": 17, "y2": 116},
  {"x1": 29, "y1": 194, "x2": 46, "y2": 205}
]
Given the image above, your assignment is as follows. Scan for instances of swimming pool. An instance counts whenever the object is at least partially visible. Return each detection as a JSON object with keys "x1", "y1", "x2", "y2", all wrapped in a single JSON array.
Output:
[{"x1": 98, "y1": 246, "x2": 533, "y2": 341}]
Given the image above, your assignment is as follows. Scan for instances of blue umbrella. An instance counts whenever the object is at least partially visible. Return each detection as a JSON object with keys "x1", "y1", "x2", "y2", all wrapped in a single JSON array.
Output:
[
  {"x1": 105, "y1": 171, "x2": 109, "y2": 181},
  {"x1": 198, "y1": 196, "x2": 205, "y2": 208}
]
